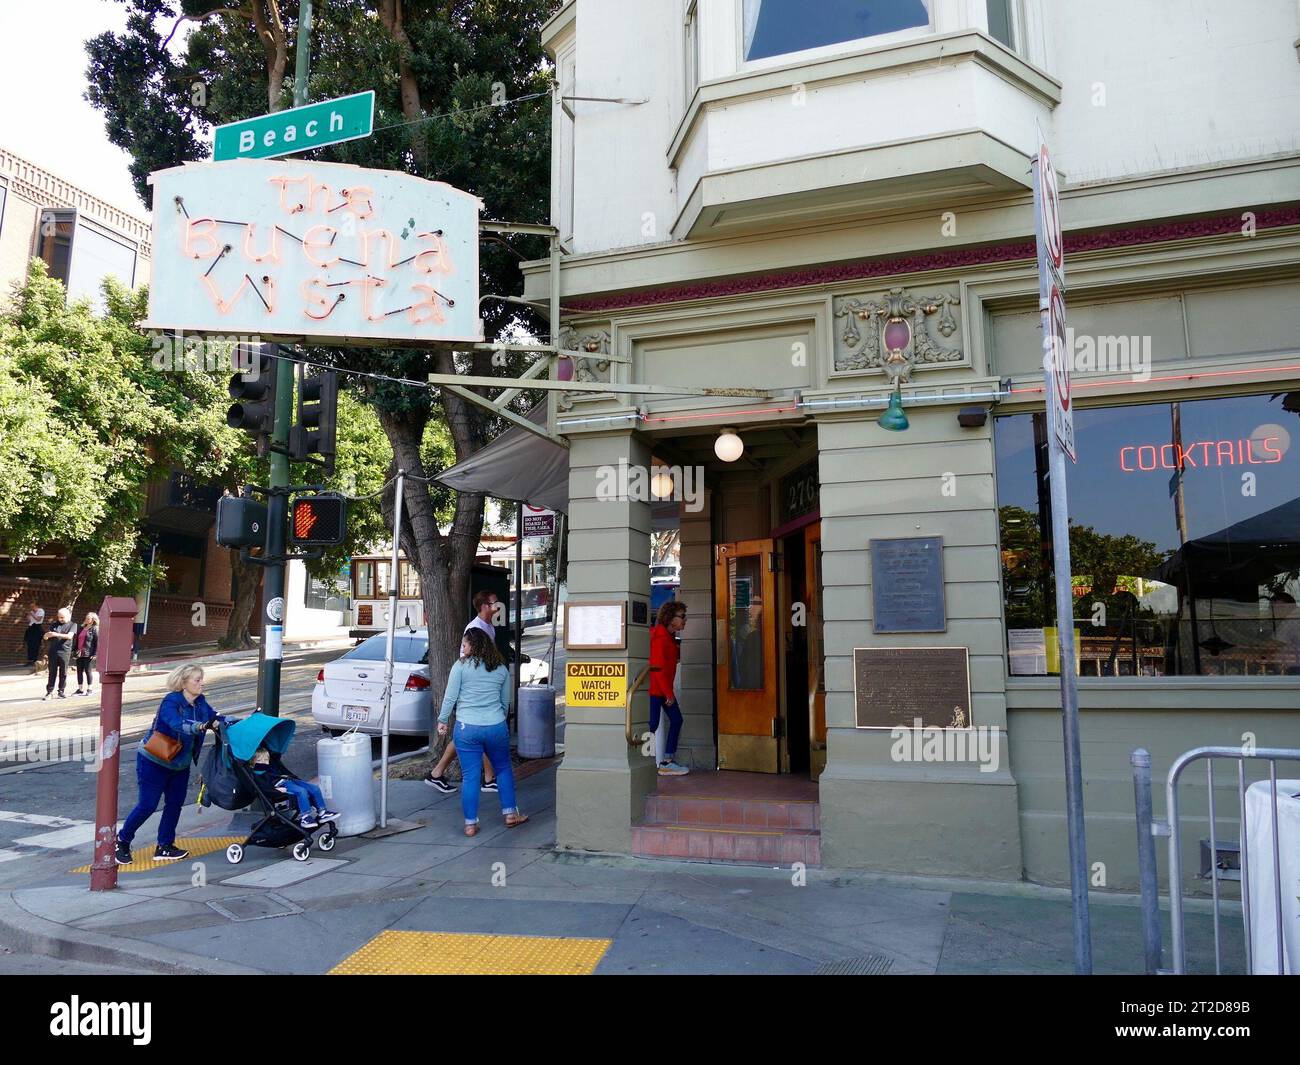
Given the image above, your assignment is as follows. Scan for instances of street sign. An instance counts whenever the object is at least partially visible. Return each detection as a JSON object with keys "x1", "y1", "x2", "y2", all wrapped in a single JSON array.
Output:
[
  {"x1": 565, "y1": 662, "x2": 628, "y2": 709},
  {"x1": 1031, "y1": 121, "x2": 1091, "y2": 975},
  {"x1": 213, "y1": 91, "x2": 375, "y2": 161},
  {"x1": 143, "y1": 158, "x2": 484, "y2": 346},
  {"x1": 522, "y1": 504, "x2": 555, "y2": 538}
]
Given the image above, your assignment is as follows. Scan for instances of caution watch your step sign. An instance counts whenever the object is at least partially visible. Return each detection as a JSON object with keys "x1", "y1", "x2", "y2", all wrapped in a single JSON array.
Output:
[{"x1": 565, "y1": 662, "x2": 628, "y2": 708}]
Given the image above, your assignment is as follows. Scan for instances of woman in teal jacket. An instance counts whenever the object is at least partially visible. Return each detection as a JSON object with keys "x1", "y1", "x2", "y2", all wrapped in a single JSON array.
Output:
[{"x1": 437, "y1": 627, "x2": 528, "y2": 837}]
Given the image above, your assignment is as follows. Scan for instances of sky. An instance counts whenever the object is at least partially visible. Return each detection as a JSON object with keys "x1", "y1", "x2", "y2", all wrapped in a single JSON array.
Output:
[{"x1": 0, "y1": 0, "x2": 153, "y2": 219}]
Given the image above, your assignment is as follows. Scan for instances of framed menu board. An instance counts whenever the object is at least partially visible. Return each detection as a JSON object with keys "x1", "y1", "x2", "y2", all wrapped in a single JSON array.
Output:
[{"x1": 563, "y1": 601, "x2": 627, "y2": 650}]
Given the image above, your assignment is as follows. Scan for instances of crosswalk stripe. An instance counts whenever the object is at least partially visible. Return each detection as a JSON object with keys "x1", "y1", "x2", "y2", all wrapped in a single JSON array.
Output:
[
  {"x1": 14, "y1": 824, "x2": 98, "y2": 849},
  {"x1": 0, "y1": 810, "x2": 90, "y2": 829}
]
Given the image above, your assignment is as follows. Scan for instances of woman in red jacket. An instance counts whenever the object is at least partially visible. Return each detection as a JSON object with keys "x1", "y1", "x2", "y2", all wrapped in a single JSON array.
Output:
[{"x1": 649, "y1": 600, "x2": 689, "y2": 776}]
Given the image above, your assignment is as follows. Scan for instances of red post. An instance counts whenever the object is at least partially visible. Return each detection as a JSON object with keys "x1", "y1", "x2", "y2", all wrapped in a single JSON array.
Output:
[{"x1": 90, "y1": 597, "x2": 137, "y2": 892}]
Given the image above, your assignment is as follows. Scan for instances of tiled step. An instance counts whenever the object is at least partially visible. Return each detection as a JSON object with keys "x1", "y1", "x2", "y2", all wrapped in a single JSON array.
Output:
[
  {"x1": 644, "y1": 794, "x2": 820, "y2": 831},
  {"x1": 632, "y1": 823, "x2": 821, "y2": 866}
]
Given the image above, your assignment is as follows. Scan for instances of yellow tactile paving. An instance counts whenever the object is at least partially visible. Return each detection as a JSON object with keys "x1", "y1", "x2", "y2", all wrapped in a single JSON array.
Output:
[
  {"x1": 330, "y1": 930, "x2": 612, "y2": 976},
  {"x1": 70, "y1": 836, "x2": 246, "y2": 874}
]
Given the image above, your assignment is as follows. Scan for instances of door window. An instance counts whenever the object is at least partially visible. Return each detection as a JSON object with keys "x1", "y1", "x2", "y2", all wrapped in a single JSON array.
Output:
[{"x1": 727, "y1": 554, "x2": 766, "y2": 690}]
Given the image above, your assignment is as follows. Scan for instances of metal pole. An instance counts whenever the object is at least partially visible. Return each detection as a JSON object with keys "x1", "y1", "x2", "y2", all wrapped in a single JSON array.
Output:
[
  {"x1": 1131, "y1": 748, "x2": 1162, "y2": 974},
  {"x1": 545, "y1": 514, "x2": 565, "y2": 681},
  {"x1": 379, "y1": 471, "x2": 404, "y2": 829},
  {"x1": 293, "y1": 0, "x2": 312, "y2": 109},
  {"x1": 90, "y1": 597, "x2": 135, "y2": 892},
  {"x1": 513, "y1": 505, "x2": 523, "y2": 730},
  {"x1": 258, "y1": 343, "x2": 293, "y2": 716},
  {"x1": 1048, "y1": 421, "x2": 1093, "y2": 974}
]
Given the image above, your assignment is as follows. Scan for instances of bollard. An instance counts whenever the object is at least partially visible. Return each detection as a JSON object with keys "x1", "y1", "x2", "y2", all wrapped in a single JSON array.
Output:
[
  {"x1": 90, "y1": 597, "x2": 137, "y2": 892},
  {"x1": 1131, "y1": 747, "x2": 1163, "y2": 974}
]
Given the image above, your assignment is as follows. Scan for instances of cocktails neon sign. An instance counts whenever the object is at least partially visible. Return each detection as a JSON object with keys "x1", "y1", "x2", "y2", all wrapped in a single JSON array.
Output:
[
  {"x1": 144, "y1": 158, "x2": 483, "y2": 345},
  {"x1": 1119, "y1": 437, "x2": 1284, "y2": 472}
]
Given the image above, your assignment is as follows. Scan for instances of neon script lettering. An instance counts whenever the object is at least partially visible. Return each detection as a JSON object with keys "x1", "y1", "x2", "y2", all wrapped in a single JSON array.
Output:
[{"x1": 1119, "y1": 437, "x2": 1284, "y2": 472}]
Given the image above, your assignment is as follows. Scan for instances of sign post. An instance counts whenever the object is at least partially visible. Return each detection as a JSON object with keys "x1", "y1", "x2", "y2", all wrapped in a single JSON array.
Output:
[{"x1": 1032, "y1": 122, "x2": 1091, "y2": 974}]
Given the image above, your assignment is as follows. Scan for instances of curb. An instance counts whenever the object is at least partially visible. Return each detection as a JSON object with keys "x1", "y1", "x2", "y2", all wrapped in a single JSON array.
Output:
[{"x1": 0, "y1": 891, "x2": 265, "y2": 976}]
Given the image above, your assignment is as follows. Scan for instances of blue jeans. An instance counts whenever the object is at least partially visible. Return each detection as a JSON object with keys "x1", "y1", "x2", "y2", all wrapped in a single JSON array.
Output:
[
  {"x1": 454, "y1": 720, "x2": 517, "y2": 824},
  {"x1": 648, "y1": 696, "x2": 683, "y2": 760},
  {"x1": 278, "y1": 778, "x2": 325, "y2": 817},
  {"x1": 119, "y1": 754, "x2": 190, "y2": 848}
]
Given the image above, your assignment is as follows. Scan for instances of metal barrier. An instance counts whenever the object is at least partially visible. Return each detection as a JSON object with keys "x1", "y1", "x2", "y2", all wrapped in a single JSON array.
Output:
[{"x1": 1132, "y1": 745, "x2": 1300, "y2": 975}]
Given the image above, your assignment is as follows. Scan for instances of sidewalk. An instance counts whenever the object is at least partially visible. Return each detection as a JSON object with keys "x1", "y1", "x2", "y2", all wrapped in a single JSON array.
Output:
[
  {"x1": 0, "y1": 766, "x2": 1245, "y2": 975},
  {"x1": 0, "y1": 637, "x2": 353, "y2": 688}
]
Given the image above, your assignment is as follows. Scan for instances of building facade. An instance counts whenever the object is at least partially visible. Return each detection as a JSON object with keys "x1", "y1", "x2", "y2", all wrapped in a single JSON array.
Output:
[{"x1": 524, "y1": 0, "x2": 1300, "y2": 888}]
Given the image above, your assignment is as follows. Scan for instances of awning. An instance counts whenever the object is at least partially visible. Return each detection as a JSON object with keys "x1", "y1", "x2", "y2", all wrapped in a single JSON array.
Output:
[{"x1": 435, "y1": 404, "x2": 569, "y2": 512}]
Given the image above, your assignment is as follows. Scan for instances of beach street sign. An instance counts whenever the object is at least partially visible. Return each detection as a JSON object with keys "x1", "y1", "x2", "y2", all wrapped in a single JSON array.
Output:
[{"x1": 213, "y1": 91, "x2": 375, "y2": 161}]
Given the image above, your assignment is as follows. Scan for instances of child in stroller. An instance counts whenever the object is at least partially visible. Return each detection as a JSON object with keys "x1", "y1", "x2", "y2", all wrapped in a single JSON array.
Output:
[{"x1": 251, "y1": 744, "x2": 339, "y2": 829}]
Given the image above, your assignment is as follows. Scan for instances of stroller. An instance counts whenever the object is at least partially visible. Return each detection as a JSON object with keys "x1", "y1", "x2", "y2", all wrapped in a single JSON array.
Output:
[{"x1": 198, "y1": 712, "x2": 338, "y2": 864}]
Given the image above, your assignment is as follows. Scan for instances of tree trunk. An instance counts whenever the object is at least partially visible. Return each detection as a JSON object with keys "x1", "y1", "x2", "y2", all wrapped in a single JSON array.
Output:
[{"x1": 220, "y1": 550, "x2": 260, "y2": 650}]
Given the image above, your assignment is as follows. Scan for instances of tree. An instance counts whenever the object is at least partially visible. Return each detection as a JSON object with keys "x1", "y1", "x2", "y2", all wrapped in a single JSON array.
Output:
[{"x1": 86, "y1": 0, "x2": 557, "y2": 749}]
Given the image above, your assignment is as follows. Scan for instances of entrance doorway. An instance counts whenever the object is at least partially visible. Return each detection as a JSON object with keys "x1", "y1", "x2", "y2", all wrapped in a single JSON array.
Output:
[{"x1": 715, "y1": 521, "x2": 824, "y2": 777}]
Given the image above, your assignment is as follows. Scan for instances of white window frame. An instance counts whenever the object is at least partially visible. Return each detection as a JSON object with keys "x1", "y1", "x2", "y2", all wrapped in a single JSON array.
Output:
[
  {"x1": 685, "y1": 0, "x2": 701, "y2": 98},
  {"x1": 735, "y1": 0, "x2": 936, "y2": 71}
]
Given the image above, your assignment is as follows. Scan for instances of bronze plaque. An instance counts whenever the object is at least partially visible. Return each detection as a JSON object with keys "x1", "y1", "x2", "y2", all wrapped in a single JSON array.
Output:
[
  {"x1": 870, "y1": 536, "x2": 946, "y2": 633},
  {"x1": 853, "y1": 647, "x2": 971, "y2": 730}
]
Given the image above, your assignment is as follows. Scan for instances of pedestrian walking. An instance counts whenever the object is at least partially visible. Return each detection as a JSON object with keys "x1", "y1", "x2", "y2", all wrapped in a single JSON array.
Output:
[
  {"x1": 437, "y1": 627, "x2": 527, "y2": 837},
  {"x1": 21, "y1": 605, "x2": 45, "y2": 668},
  {"x1": 41, "y1": 607, "x2": 76, "y2": 699},
  {"x1": 115, "y1": 664, "x2": 226, "y2": 864},
  {"x1": 424, "y1": 590, "x2": 502, "y2": 794},
  {"x1": 73, "y1": 611, "x2": 99, "y2": 696},
  {"x1": 649, "y1": 600, "x2": 689, "y2": 776}
]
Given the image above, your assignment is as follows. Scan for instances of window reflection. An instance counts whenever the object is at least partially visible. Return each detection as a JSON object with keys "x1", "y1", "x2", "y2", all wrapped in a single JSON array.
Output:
[
  {"x1": 743, "y1": 0, "x2": 931, "y2": 62},
  {"x1": 728, "y1": 555, "x2": 766, "y2": 690},
  {"x1": 995, "y1": 393, "x2": 1300, "y2": 677}
]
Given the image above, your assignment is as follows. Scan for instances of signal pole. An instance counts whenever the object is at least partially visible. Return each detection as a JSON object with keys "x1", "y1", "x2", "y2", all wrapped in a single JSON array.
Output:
[{"x1": 258, "y1": 7, "x2": 312, "y2": 717}]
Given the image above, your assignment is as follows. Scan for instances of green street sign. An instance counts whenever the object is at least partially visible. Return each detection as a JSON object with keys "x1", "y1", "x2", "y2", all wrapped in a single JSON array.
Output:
[{"x1": 213, "y1": 91, "x2": 375, "y2": 161}]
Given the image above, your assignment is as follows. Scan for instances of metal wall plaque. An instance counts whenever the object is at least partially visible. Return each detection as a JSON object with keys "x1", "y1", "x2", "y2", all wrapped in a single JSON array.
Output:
[
  {"x1": 853, "y1": 647, "x2": 971, "y2": 730},
  {"x1": 870, "y1": 536, "x2": 946, "y2": 633},
  {"x1": 631, "y1": 599, "x2": 648, "y2": 625}
]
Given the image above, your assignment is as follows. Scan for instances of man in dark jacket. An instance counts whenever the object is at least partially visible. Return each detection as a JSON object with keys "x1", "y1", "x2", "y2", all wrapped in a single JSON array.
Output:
[{"x1": 42, "y1": 608, "x2": 76, "y2": 700}]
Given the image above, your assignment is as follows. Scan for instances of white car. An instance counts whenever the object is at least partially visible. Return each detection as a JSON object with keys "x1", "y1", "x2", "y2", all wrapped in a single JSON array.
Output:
[
  {"x1": 311, "y1": 629, "x2": 552, "y2": 736},
  {"x1": 312, "y1": 631, "x2": 433, "y2": 737}
]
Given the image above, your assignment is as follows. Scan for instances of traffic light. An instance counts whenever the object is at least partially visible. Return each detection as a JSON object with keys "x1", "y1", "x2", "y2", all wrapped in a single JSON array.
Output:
[
  {"x1": 289, "y1": 493, "x2": 347, "y2": 546},
  {"x1": 227, "y1": 343, "x2": 279, "y2": 453},
  {"x1": 290, "y1": 364, "x2": 339, "y2": 472},
  {"x1": 215, "y1": 494, "x2": 269, "y2": 549}
]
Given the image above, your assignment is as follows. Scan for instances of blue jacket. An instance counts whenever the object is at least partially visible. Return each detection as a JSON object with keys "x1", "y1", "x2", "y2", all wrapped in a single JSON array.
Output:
[
  {"x1": 139, "y1": 691, "x2": 220, "y2": 771},
  {"x1": 438, "y1": 658, "x2": 511, "y2": 727}
]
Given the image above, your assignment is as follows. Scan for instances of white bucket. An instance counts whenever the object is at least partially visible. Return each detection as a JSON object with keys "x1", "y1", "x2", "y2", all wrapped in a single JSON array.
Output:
[{"x1": 316, "y1": 732, "x2": 375, "y2": 836}]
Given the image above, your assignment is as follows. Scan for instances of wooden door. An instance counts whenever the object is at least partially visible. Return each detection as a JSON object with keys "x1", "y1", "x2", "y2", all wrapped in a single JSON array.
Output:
[
  {"x1": 804, "y1": 524, "x2": 828, "y2": 780},
  {"x1": 714, "y1": 539, "x2": 779, "y2": 773}
]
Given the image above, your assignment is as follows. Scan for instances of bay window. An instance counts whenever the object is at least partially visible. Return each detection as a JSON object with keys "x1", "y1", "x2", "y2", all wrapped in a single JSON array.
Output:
[{"x1": 741, "y1": 0, "x2": 932, "y2": 62}]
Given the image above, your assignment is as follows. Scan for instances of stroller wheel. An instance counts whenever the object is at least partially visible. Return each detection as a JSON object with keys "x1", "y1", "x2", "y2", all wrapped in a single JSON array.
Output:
[
  {"x1": 318, "y1": 831, "x2": 337, "y2": 852},
  {"x1": 291, "y1": 841, "x2": 311, "y2": 862},
  {"x1": 226, "y1": 844, "x2": 244, "y2": 864}
]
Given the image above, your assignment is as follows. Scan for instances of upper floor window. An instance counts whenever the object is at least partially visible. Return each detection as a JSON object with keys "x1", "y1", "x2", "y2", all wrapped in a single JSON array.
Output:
[
  {"x1": 685, "y1": 0, "x2": 700, "y2": 95},
  {"x1": 34, "y1": 209, "x2": 138, "y2": 315},
  {"x1": 986, "y1": 0, "x2": 1015, "y2": 48},
  {"x1": 742, "y1": 0, "x2": 931, "y2": 62}
]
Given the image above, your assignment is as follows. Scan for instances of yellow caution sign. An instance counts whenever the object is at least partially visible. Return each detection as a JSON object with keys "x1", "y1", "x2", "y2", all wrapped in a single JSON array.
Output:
[{"x1": 565, "y1": 661, "x2": 628, "y2": 708}]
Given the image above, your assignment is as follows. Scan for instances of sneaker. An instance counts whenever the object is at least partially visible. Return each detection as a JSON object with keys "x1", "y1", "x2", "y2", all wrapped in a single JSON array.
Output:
[
  {"x1": 114, "y1": 840, "x2": 132, "y2": 865},
  {"x1": 57, "y1": 691, "x2": 67, "y2": 699},
  {"x1": 300, "y1": 813, "x2": 319, "y2": 829},
  {"x1": 42, "y1": 693, "x2": 53, "y2": 701},
  {"x1": 82, "y1": 689, "x2": 94, "y2": 697},
  {"x1": 152, "y1": 844, "x2": 189, "y2": 862},
  {"x1": 657, "y1": 760, "x2": 690, "y2": 777},
  {"x1": 73, "y1": 688, "x2": 84, "y2": 696},
  {"x1": 318, "y1": 809, "x2": 340, "y2": 823},
  {"x1": 424, "y1": 773, "x2": 456, "y2": 793},
  {"x1": 481, "y1": 778, "x2": 499, "y2": 792}
]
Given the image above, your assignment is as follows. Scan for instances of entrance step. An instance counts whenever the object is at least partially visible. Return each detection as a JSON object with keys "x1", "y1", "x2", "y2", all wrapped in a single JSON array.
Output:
[{"x1": 632, "y1": 770, "x2": 821, "y2": 867}]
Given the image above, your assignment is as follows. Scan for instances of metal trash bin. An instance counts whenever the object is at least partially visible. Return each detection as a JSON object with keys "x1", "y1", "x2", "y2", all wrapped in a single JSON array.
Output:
[
  {"x1": 317, "y1": 731, "x2": 375, "y2": 836},
  {"x1": 517, "y1": 685, "x2": 557, "y2": 759}
]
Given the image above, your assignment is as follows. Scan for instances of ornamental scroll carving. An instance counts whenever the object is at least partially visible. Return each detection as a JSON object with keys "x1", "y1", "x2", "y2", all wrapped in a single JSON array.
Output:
[
  {"x1": 556, "y1": 326, "x2": 612, "y2": 411},
  {"x1": 832, "y1": 287, "x2": 964, "y2": 383}
]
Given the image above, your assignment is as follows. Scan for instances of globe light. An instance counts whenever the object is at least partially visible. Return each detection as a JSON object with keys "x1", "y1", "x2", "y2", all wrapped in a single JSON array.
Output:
[
  {"x1": 650, "y1": 469, "x2": 675, "y2": 499},
  {"x1": 714, "y1": 428, "x2": 744, "y2": 462}
]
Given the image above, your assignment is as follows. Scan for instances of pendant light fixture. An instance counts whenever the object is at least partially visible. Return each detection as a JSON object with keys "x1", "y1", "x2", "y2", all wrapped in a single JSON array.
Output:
[
  {"x1": 878, "y1": 382, "x2": 910, "y2": 432},
  {"x1": 714, "y1": 427, "x2": 744, "y2": 462}
]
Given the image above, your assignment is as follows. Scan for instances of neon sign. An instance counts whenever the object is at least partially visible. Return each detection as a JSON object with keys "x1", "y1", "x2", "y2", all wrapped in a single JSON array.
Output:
[
  {"x1": 1118, "y1": 437, "x2": 1284, "y2": 472},
  {"x1": 143, "y1": 159, "x2": 482, "y2": 346}
]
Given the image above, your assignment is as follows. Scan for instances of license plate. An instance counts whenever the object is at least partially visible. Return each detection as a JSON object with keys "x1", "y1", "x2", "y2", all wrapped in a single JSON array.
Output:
[{"x1": 343, "y1": 705, "x2": 370, "y2": 723}]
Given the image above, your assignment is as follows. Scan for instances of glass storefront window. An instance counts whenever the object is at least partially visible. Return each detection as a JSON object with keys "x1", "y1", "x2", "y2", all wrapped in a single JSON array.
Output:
[
  {"x1": 742, "y1": 0, "x2": 930, "y2": 62},
  {"x1": 995, "y1": 392, "x2": 1300, "y2": 678},
  {"x1": 727, "y1": 555, "x2": 766, "y2": 689}
]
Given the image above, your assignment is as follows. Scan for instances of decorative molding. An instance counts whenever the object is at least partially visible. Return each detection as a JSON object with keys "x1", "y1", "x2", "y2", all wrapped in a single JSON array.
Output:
[
  {"x1": 833, "y1": 286, "x2": 963, "y2": 379},
  {"x1": 563, "y1": 205, "x2": 1300, "y2": 315},
  {"x1": 556, "y1": 326, "x2": 612, "y2": 410}
]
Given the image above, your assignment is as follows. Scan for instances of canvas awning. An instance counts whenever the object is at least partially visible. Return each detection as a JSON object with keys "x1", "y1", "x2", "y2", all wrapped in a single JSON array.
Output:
[{"x1": 435, "y1": 404, "x2": 569, "y2": 512}]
